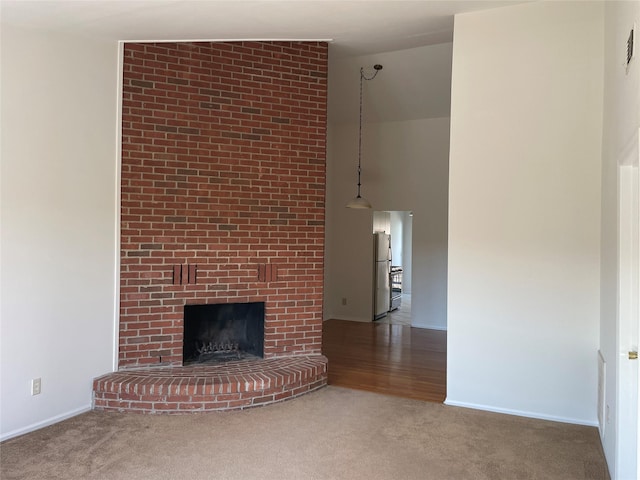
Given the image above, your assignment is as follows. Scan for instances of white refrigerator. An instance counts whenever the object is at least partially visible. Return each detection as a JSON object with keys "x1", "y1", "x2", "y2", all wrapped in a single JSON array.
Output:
[{"x1": 373, "y1": 232, "x2": 391, "y2": 320}]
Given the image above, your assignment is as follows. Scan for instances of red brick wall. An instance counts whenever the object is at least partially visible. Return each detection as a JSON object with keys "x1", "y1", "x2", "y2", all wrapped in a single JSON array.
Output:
[{"x1": 119, "y1": 42, "x2": 327, "y2": 368}]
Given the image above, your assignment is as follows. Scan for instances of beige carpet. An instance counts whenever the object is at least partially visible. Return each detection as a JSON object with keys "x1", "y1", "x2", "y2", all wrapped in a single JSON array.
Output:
[{"x1": 1, "y1": 386, "x2": 608, "y2": 480}]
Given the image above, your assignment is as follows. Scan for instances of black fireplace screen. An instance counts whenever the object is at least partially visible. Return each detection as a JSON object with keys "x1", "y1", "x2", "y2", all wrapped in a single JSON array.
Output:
[{"x1": 183, "y1": 302, "x2": 265, "y2": 365}]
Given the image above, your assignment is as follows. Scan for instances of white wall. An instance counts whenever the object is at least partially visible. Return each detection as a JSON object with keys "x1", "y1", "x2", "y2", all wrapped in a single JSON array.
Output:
[
  {"x1": 325, "y1": 117, "x2": 449, "y2": 328},
  {"x1": 389, "y1": 211, "x2": 413, "y2": 293},
  {"x1": 0, "y1": 26, "x2": 119, "y2": 440},
  {"x1": 599, "y1": 1, "x2": 640, "y2": 476},
  {"x1": 401, "y1": 211, "x2": 413, "y2": 294},
  {"x1": 329, "y1": 43, "x2": 453, "y2": 123},
  {"x1": 446, "y1": 1, "x2": 603, "y2": 425},
  {"x1": 390, "y1": 210, "x2": 403, "y2": 265}
]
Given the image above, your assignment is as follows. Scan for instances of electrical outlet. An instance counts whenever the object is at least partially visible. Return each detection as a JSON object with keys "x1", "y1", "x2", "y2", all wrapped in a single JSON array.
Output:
[
  {"x1": 31, "y1": 378, "x2": 41, "y2": 396},
  {"x1": 341, "y1": 297, "x2": 347, "y2": 306}
]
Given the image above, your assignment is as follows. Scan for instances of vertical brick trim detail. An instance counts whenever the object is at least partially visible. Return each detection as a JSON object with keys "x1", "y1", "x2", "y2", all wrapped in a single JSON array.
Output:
[
  {"x1": 120, "y1": 41, "x2": 328, "y2": 368},
  {"x1": 267, "y1": 264, "x2": 278, "y2": 282},
  {"x1": 187, "y1": 265, "x2": 197, "y2": 285},
  {"x1": 173, "y1": 265, "x2": 182, "y2": 285},
  {"x1": 257, "y1": 264, "x2": 278, "y2": 282}
]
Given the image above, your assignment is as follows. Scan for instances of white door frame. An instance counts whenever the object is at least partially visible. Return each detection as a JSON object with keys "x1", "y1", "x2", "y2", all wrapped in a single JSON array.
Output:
[{"x1": 616, "y1": 130, "x2": 640, "y2": 479}]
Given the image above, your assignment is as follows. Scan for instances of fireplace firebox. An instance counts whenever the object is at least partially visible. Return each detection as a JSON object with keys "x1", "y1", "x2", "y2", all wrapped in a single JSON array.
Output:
[{"x1": 183, "y1": 302, "x2": 265, "y2": 365}]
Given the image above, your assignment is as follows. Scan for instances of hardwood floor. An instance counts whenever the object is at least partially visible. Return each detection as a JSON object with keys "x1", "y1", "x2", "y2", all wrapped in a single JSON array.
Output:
[{"x1": 322, "y1": 319, "x2": 447, "y2": 403}]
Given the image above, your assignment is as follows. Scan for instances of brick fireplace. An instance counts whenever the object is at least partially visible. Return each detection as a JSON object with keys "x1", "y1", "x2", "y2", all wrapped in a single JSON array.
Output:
[{"x1": 93, "y1": 41, "x2": 329, "y2": 413}]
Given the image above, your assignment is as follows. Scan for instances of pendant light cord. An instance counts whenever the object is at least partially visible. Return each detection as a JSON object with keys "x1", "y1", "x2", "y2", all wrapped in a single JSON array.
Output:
[
  {"x1": 356, "y1": 69, "x2": 364, "y2": 197},
  {"x1": 356, "y1": 65, "x2": 382, "y2": 198}
]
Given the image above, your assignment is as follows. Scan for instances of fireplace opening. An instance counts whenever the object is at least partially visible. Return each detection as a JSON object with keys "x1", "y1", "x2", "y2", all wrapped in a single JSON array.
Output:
[{"x1": 183, "y1": 302, "x2": 265, "y2": 365}]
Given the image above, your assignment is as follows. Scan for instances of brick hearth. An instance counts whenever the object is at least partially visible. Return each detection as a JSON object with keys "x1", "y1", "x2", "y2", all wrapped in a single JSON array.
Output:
[
  {"x1": 92, "y1": 41, "x2": 329, "y2": 413},
  {"x1": 93, "y1": 356, "x2": 327, "y2": 413}
]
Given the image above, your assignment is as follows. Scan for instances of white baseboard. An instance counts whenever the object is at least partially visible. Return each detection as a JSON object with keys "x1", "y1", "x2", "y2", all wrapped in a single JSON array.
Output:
[
  {"x1": 443, "y1": 399, "x2": 598, "y2": 427},
  {"x1": 324, "y1": 316, "x2": 371, "y2": 323},
  {"x1": 0, "y1": 405, "x2": 92, "y2": 442},
  {"x1": 411, "y1": 322, "x2": 447, "y2": 331}
]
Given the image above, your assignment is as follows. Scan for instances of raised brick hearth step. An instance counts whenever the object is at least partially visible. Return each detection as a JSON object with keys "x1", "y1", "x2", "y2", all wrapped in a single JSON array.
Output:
[{"x1": 93, "y1": 355, "x2": 328, "y2": 414}]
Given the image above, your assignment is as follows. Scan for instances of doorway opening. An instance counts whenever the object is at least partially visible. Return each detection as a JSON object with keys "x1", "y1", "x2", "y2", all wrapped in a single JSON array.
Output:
[{"x1": 373, "y1": 210, "x2": 412, "y2": 325}]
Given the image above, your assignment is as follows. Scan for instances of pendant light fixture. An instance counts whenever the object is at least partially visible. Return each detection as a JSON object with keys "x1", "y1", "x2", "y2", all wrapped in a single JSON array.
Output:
[{"x1": 346, "y1": 64, "x2": 383, "y2": 209}]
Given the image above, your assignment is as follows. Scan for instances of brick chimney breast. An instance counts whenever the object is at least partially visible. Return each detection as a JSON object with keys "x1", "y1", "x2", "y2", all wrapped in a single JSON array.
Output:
[{"x1": 119, "y1": 41, "x2": 328, "y2": 369}]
